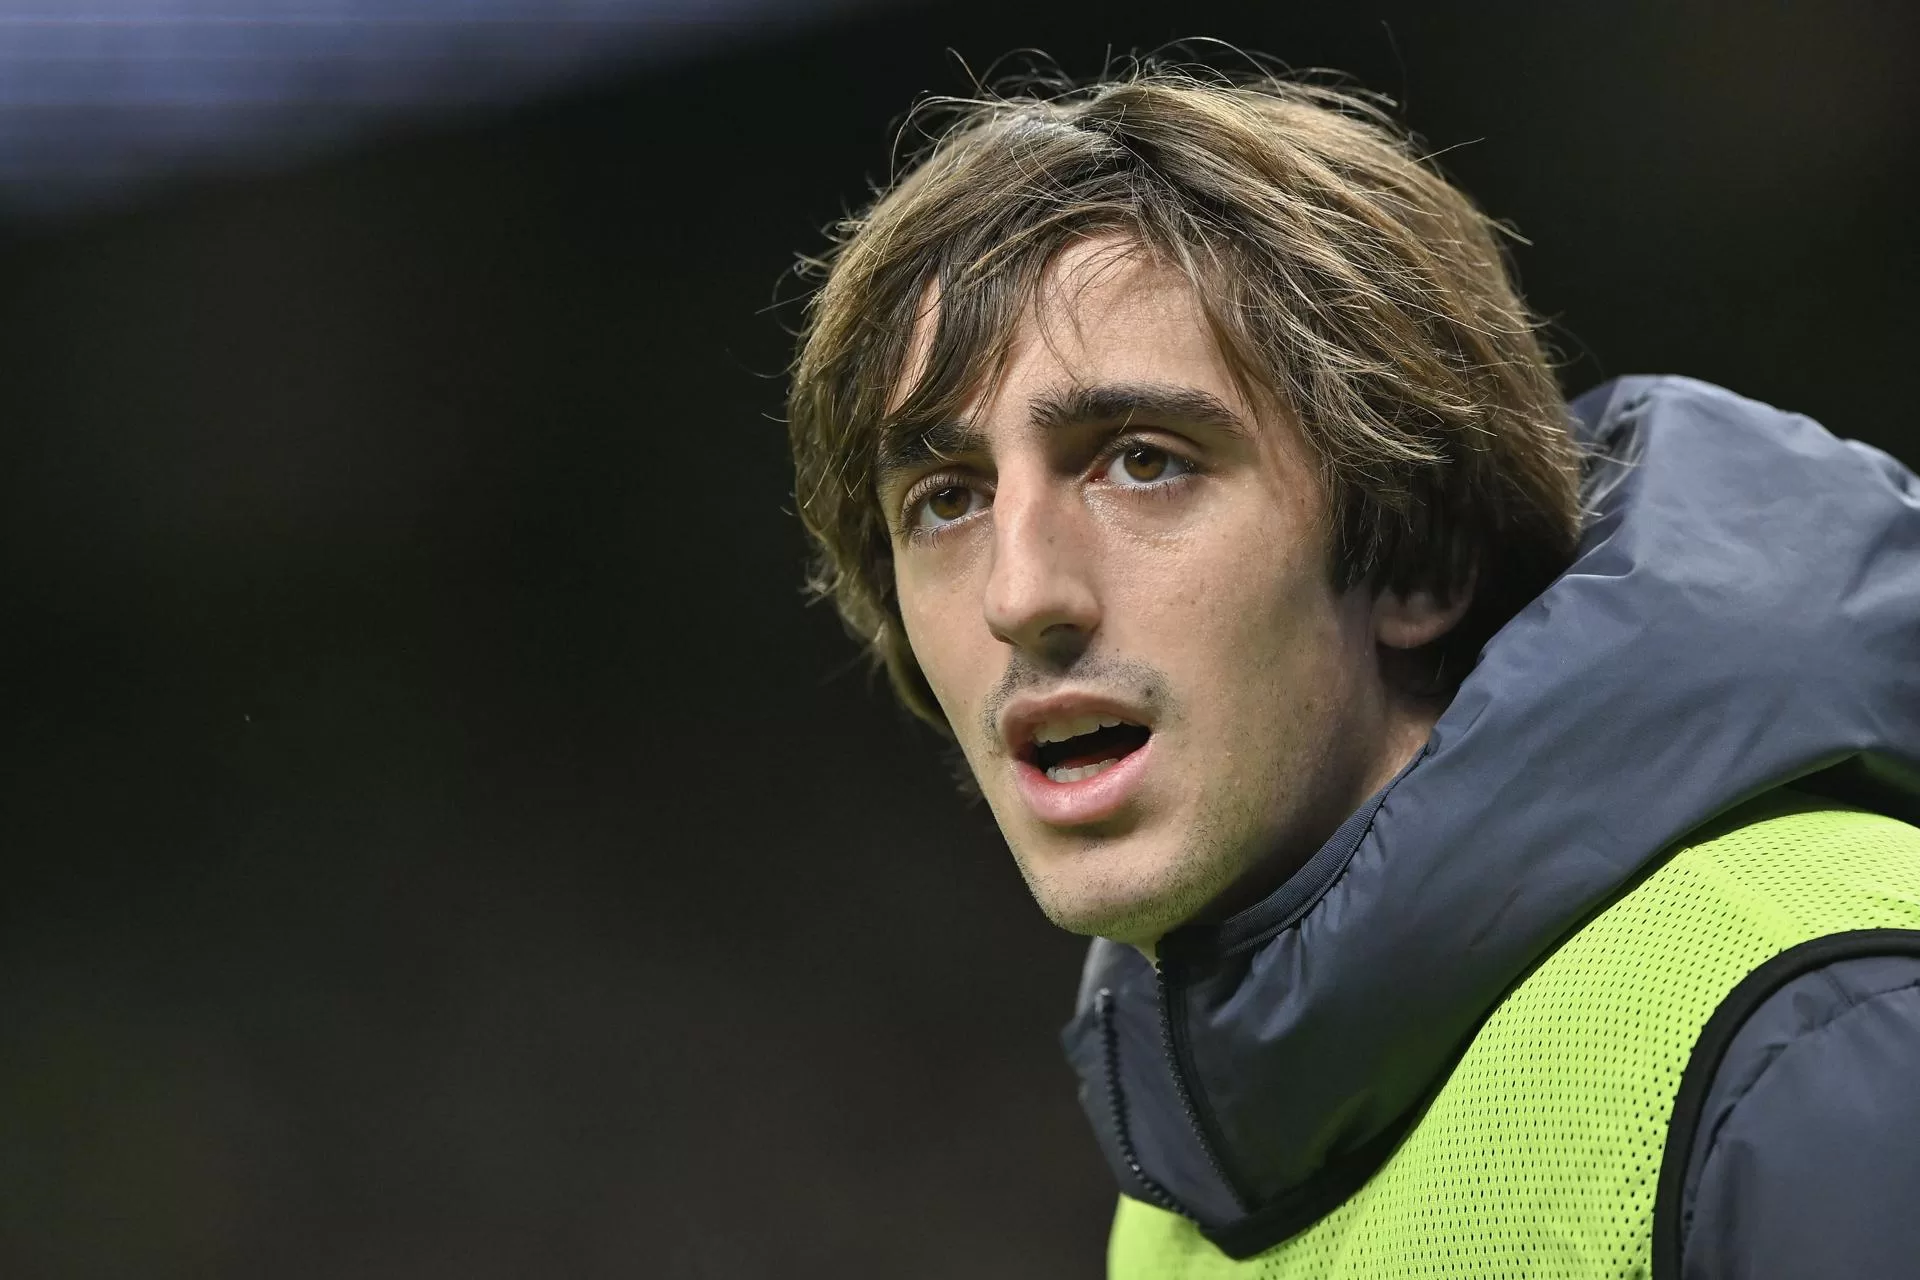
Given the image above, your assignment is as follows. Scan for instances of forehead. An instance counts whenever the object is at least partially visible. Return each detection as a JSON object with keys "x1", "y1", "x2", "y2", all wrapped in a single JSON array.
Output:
[{"x1": 888, "y1": 233, "x2": 1253, "y2": 431}]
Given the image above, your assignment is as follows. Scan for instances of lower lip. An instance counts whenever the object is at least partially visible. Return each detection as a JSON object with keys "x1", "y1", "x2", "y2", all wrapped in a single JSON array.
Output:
[{"x1": 1012, "y1": 734, "x2": 1155, "y2": 826}]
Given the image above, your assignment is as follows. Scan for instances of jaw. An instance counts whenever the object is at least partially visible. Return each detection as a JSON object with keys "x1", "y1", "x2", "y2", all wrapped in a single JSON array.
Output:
[{"x1": 1002, "y1": 795, "x2": 1243, "y2": 945}]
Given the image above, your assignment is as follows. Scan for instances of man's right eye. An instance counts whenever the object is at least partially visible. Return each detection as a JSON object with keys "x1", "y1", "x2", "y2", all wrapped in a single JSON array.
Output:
[{"x1": 906, "y1": 483, "x2": 986, "y2": 539}]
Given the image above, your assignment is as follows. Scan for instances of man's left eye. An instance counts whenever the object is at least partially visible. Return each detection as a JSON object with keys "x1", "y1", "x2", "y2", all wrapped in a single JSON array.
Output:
[{"x1": 1103, "y1": 445, "x2": 1187, "y2": 486}]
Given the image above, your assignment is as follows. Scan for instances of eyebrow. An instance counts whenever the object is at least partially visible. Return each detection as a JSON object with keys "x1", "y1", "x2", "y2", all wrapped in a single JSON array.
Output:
[{"x1": 874, "y1": 380, "x2": 1249, "y2": 494}]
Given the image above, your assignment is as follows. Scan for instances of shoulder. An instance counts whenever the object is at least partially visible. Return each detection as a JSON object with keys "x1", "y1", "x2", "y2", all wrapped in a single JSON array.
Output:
[{"x1": 1669, "y1": 941, "x2": 1920, "y2": 1279}]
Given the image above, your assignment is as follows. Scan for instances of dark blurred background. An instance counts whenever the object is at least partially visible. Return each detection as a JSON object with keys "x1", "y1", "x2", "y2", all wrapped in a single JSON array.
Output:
[{"x1": 0, "y1": 2, "x2": 1913, "y2": 1276}]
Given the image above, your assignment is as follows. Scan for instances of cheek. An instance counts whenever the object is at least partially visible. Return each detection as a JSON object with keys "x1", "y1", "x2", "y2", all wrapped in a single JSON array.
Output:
[
  {"x1": 1150, "y1": 523, "x2": 1336, "y2": 655},
  {"x1": 1129, "y1": 529, "x2": 1350, "y2": 740},
  {"x1": 895, "y1": 564, "x2": 986, "y2": 717}
]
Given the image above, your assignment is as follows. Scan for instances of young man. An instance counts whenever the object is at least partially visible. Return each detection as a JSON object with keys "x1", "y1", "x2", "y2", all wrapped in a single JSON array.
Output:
[{"x1": 785, "y1": 69, "x2": 1920, "y2": 1277}]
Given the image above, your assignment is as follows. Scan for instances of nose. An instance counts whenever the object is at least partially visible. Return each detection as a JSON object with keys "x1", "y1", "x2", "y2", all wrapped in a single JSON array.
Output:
[{"x1": 982, "y1": 476, "x2": 1100, "y2": 663}]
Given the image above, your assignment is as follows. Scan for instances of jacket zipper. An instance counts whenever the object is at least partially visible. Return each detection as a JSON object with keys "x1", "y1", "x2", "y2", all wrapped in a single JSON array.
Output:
[
  {"x1": 1094, "y1": 987, "x2": 1188, "y2": 1215},
  {"x1": 1156, "y1": 957, "x2": 1249, "y2": 1215}
]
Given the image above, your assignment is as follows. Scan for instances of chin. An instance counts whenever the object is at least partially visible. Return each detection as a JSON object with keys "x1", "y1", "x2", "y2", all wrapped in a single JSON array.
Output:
[{"x1": 1021, "y1": 849, "x2": 1223, "y2": 946}]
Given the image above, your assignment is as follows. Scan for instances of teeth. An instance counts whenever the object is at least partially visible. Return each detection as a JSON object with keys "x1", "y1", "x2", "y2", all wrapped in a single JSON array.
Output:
[
  {"x1": 1046, "y1": 757, "x2": 1122, "y2": 784},
  {"x1": 1033, "y1": 714, "x2": 1127, "y2": 745}
]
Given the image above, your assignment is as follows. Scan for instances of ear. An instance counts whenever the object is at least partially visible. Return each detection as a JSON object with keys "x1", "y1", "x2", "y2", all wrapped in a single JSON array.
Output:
[{"x1": 1371, "y1": 571, "x2": 1475, "y2": 651}]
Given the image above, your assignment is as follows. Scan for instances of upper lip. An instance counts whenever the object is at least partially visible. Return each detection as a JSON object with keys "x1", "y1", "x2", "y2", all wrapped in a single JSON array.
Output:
[{"x1": 1000, "y1": 692, "x2": 1153, "y2": 762}]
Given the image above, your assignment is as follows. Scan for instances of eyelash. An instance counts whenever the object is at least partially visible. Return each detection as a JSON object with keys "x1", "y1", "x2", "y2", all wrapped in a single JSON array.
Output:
[{"x1": 895, "y1": 434, "x2": 1199, "y2": 546}]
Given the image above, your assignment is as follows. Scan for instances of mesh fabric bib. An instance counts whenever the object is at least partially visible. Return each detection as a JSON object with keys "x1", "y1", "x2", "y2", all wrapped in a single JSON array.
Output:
[{"x1": 1109, "y1": 799, "x2": 1920, "y2": 1279}]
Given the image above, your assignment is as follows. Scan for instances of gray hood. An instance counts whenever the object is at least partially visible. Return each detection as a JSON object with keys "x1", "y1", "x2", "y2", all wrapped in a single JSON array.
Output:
[{"x1": 1059, "y1": 376, "x2": 1920, "y2": 1258}]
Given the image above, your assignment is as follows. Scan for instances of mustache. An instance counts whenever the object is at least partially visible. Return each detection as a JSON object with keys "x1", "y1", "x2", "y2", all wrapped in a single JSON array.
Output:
[{"x1": 977, "y1": 650, "x2": 1171, "y2": 747}]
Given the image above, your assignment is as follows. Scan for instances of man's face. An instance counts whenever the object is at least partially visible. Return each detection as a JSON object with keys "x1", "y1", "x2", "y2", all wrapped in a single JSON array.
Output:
[{"x1": 880, "y1": 236, "x2": 1441, "y2": 948}]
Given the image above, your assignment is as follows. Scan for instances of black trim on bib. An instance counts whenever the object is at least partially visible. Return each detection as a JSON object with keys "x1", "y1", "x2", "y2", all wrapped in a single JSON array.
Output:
[{"x1": 1652, "y1": 928, "x2": 1920, "y2": 1280}]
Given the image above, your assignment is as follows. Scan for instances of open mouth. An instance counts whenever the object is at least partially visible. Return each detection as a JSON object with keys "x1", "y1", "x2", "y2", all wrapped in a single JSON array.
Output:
[{"x1": 1027, "y1": 722, "x2": 1152, "y2": 783}]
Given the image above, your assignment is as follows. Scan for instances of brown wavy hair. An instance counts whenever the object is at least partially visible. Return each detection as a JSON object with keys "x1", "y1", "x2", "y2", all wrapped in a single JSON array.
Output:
[{"x1": 786, "y1": 63, "x2": 1583, "y2": 735}]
